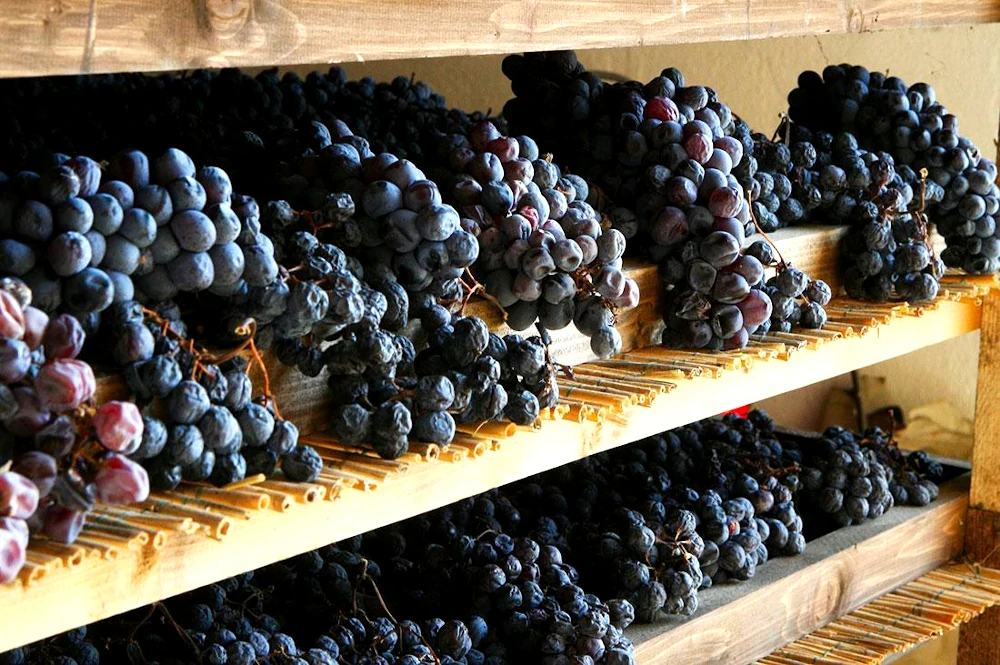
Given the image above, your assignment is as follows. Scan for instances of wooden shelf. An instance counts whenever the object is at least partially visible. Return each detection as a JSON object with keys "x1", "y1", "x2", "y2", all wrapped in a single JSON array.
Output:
[
  {"x1": 629, "y1": 474, "x2": 970, "y2": 665},
  {"x1": 0, "y1": 293, "x2": 983, "y2": 652},
  {"x1": 0, "y1": 0, "x2": 998, "y2": 78}
]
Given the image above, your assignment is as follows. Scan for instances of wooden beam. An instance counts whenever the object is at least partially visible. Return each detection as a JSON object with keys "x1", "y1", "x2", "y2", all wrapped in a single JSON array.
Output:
[
  {"x1": 629, "y1": 475, "x2": 969, "y2": 665},
  {"x1": 0, "y1": 0, "x2": 997, "y2": 78},
  {"x1": 968, "y1": 290, "x2": 1000, "y2": 511},
  {"x1": 958, "y1": 288, "x2": 1000, "y2": 665}
]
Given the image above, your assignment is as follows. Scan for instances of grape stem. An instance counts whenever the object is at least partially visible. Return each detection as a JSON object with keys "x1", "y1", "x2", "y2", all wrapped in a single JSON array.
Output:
[
  {"x1": 457, "y1": 268, "x2": 508, "y2": 321},
  {"x1": 140, "y1": 308, "x2": 283, "y2": 420},
  {"x1": 357, "y1": 558, "x2": 443, "y2": 665}
]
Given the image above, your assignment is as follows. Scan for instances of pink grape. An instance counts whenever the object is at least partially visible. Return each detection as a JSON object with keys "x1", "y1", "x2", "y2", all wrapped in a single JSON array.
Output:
[
  {"x1": 576, "y1": 235, "x2": 599, "y2": 264},
  {"x1": 0, "y1": 471, "x2": 40, "y2": 519},
  {"x1": 594, "y1": 266, "x2": 626, "y2": 299},
  {"x1": 519, "y1": 206, "x2": 540, "y2": 228},
  {"x1": 714, "y1": 136, "x2": 745, "y2": 166},
  {"x1": 34, "y1": 358, "x2": 96, "y2": 411},
  {"x1": 683, "y1": 134, "x2": 713, "y2": 164},
  {"x1": 22, "y1": 306, "x2": 49, "y2": 351},
  {"x1": 94, "y1": 454, "x2": 150, "y2": 505},
  {"x1": 0, "y1": 290, "x2": 25, "y2": 340},
  {"x1": 0, "y1": 523, "x2": 27, "y2": 583},
  {"x1": 42, "y1": 313, "x2": 85, "y2": 359},
  {"x1": 705, "y1": 149, "x2": 733, "y2": 174},
  {"x1": 93, "y1": 401, "x2": 144, "y2": 454},
  {"x1": 511, "y1": 274, "x2": 542, "y2": 302},
  {"x1": 42, "y1": 504, "x2": 85, "y2": 544},
  {"x1": 11, "y1": 452, "x2": 58, "y2": 498}
]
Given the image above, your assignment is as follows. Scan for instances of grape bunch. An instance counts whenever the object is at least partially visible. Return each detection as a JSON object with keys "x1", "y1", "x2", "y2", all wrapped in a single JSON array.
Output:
[
  {"x1": 99, "y1": 301, "x2": 319, "y2": 490},
  {"x1": 267, "y1": 121, "x2": 478, "y2": 312},
  {"x1": 517, "y1": 415, "x2": 805, "y2": 611},
  {"x1": 0, "y1": 148, "x2": 283, "y2": 342},
  {"x1": 501, "y1": 51, "x2": 832, "y2": 349},
  {"x1": 778, "y1": 424, "x2": 943, "y2": 533},
  {"x1": 328, "y1": 307, "x2": 559, "y2": 458},
  {"x1": 787, "y1": 65, "x2": 1000, "y2": 274},
  {"x1": 364, "y1": 494, "x2": 638, "y2": 663},
  {"x1": 431, "y1": 120, "x2": 637, "y2": 358},
  {"x1": 734, "y1": 121, "x2": 943, "y2": 303},
  {"x1": 0, "y1": 156, "x2": 128, "y2": 320},
  {"x1": 0, "y1": 280, "x2": 151, "y2": 583}
]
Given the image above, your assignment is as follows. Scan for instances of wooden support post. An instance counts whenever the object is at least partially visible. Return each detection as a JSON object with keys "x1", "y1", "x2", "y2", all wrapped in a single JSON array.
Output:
[{"x1": 958, "y1": 289, "x2": 1000, "y2": 665}]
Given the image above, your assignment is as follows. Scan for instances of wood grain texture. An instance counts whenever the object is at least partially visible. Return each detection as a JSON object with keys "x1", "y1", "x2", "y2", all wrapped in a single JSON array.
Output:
[
  {"x1": 968, "y1": 290, "x2": 1000, "y2": 511},
  {"x1": 957, "y1": 289, "x2": 1000, "y2": 665},
  {"x1": 0, "y1": 0, "x2": 997, "y2": 78},
  {"x1": 956, "y1": 509, "x2": 1000, "y2": 665},
  {"x1": 630, "y1": 474, "x2": 970, "y2": 665}
]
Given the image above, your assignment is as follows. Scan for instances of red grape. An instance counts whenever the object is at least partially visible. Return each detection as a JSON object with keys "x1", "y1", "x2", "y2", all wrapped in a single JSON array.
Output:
[
  {"x1": 644, "y1": 96, "x2": 680, "y2": 122},
  {"x1": 487, "y1": 136, "x2": 519, "y2": 162}
]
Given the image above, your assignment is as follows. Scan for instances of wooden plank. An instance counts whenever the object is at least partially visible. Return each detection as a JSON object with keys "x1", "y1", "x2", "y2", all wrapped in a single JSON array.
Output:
[
  {"x1": 630, "y1": 474, "x2": 970, "y2": 665},
  {"x1": 957, "y1": 289, "x2": 1000, "y2": 665},
  {"x1": 0, "y1": 0, "x2": 997, "y2": 78},
  {"x1": 0, "y1": 302, "x2": 980, "y2": 652}
]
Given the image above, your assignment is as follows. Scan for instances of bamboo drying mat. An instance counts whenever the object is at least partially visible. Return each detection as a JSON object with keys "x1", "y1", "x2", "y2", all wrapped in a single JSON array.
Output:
[
  {"x1": 756, "y1": 563, "x2": 1000, "y2": 665},
  {"x1": 557, "y1": 274, "x2": 998, "y2": 424}
]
